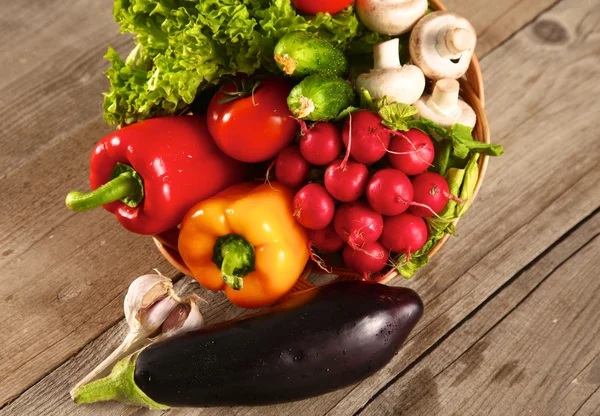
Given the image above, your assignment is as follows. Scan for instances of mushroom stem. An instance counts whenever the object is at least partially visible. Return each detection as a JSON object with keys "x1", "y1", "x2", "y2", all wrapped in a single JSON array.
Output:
[
  {"x1": 374, "y1": 38, "x2": 401, "y2": 70},
  {"x1": 437, "y1": 27, "x2": 476, "y2": 59},
  {"x1": 427, "y1": 79, "x2": 461, "y2": 117}
]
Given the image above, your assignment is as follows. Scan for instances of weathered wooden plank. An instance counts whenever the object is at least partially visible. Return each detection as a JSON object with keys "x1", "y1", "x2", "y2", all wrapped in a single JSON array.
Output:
[
  {"x1": 412, "y1": 238, "x2": 600, "y2": 416},
  {"x1": 445, "y1": 0, "x2": 561, "y2": 57},
  {"x1": 576, "y1": 387, "x2": 600, "y2": 416},
  {"x1": 0, "y1": 1, "x2": 130, "y2": 179},
  {"x1": 358, "y1": 212, "x2": 600, "y2": 415},
  {"x1": 555, "y1": 354, "x2": 600, "y2": 416},
  {"x1": 0, "y1": 0, "x2": 583, "y2": 412}
]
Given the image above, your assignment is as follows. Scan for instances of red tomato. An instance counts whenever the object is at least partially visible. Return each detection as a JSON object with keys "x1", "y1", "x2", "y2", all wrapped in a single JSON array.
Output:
[
  {"x1": 291, "y1": 0, "x2": 354, "y2": 15},
  {"x1": 207, "y1": 78, "x2": 298, "y2": 163}
]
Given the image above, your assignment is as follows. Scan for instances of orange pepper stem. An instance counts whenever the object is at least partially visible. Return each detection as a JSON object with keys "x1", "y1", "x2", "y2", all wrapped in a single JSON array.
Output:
[{"x1": 212, "y1": 234, "x2": 255, "y2": 291}]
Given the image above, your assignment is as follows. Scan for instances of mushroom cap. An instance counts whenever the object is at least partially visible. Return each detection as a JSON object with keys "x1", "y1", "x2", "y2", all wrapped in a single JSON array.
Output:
[
  {"x1": 356, "y1": 0, "x2": 428, "y2": 36},
  {"x1": 409, "y1": 11, "x2": 477, "y2": 80},
  {"x1": 356, "y1": 64, "x2": 425, "y2": 105}
]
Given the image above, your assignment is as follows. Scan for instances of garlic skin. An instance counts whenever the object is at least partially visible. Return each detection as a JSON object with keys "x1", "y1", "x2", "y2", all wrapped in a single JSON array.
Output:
[
  {"x1": 356, "y1": 38, "x2": 425, "y2": 105},
  {"x1": 125, "y1": 274, "x2": 180, "y2": 334},
  {"x1": 70, "y1": 274, "x2": 180, "y2": 399},
  {"x1": 413, "y1": 79, "x2": 476, "y2": 127}
]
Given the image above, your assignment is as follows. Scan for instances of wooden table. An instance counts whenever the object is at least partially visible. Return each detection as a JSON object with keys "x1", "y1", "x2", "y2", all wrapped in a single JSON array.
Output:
[{"x1": 1, "y1": 0, "x2": 599, "y2": 414}]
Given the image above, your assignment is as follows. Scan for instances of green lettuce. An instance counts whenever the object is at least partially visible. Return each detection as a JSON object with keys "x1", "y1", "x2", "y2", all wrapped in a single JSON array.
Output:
[{"x1": 103, "y1": 0, "x2": 379, "y2": 125}]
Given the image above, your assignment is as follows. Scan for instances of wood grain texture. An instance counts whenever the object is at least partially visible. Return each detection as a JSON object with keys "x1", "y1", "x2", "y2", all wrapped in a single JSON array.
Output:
[
  {"x1": 357, "y1": 210, "x2": 600, "y2": 415},
  {"x1": 445, "y1": 0, "x2": 561, "y2": 57},
  {"x1": 0, "y1": 0, "x2": 594, "y2": 414},
  {"x1": 577, "y1": 387, "x2": 600, "y2": 416}
]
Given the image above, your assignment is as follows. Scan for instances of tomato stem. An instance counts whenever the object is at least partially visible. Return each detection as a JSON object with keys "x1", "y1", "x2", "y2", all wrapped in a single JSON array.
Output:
[{"x1": 218, "y1": 79, "x2": 262, "y2": 105}]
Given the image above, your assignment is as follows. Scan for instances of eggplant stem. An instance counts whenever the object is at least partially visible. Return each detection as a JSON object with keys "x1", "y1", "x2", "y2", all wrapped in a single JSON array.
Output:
[
  {"x1": 72, "y1": 353, "x2": 169, "y2": 410},
  {"x1": 69, "y1": 332, "x2": 150, "y2": 398}
]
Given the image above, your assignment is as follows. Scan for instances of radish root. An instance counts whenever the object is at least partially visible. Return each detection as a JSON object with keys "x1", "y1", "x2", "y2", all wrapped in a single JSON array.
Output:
[
  {"x1": 308, "y1": 242, "x2": 332, "y2": 274},
  {"x1": 340, "y1": 112, "x2": 353, "y2": 171},
  {"x1": 397, "y1": 197, "x2": 445, "y2": 220},
  {"x1": 264, "y1": 159, "x2": 277, "y2": 190},
  {"x1": 389, "y1": 130, "x2": 433, "y2": 167},
  {"x1": 444, "y1": 190, "x2": 467, "y2": 204}
]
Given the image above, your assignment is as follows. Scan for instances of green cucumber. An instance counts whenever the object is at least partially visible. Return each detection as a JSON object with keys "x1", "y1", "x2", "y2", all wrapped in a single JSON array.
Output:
[
  {"x1": 274, "y1": 32, "x2": 347, "y2": 78},
  {"x1": 287, "y1": 75, "x2": 356, "y2": 122}
]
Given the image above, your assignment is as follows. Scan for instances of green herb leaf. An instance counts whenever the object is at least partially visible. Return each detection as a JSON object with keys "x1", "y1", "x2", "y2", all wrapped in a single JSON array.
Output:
[
  {"x1": 408, "y1": 118, "x2": 504, "y2": 159},
  {"x1": 407, "y1": 118, "x2": 448, "y2": 141},
  {"x1": 397, "y1": 255, "x2": 429, "y2": 279},
  {"x1": 336, "y1": 106, "x2": 360, "y2": 121},
  {"x1": 359, "y1": 88, "x2": 376, "y2": 111},
  {"x1": 395, "y1": 237, "x2": 440, "y2": 279},
  {"x1": 457, "y1": 153, "x2": 480, "y2": 217},
  {"x1": 378, "y1": 103, "x2": 418, "y2": 131},
  {"x1": 434, "y1": 141, "x2": 452, "y2": 176}
]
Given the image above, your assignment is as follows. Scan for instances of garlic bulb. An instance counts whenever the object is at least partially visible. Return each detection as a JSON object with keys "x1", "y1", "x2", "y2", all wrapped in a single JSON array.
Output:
[
  {"x1": 124, "y1": 274, "x2": 181, "y2": 335},
  {"x1": 70, "y1": 274, "x2": 180, "y2": 398}
]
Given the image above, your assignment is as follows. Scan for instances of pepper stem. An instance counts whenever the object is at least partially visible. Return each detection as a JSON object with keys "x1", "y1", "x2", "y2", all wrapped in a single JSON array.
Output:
[
  {"x1": 212, "y1": 234, "x2": 256, "y2": 291},
  {"x1": 72, "y1": 353, "x2": 168, "y2": 410},
  {"x1": 65, "y1": 163, "x2": 144, "y2": 211}
]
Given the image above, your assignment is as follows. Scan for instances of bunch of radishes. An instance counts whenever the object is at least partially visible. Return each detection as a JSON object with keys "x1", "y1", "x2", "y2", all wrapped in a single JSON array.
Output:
[{"x1": 273, "y1": 109, "x2": 456, "y2": 280}]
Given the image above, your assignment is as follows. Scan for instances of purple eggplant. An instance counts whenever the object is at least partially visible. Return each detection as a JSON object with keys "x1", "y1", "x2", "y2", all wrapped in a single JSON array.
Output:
[{"x1": 73, "y1": 281, "x2": 423, "y2": 409}]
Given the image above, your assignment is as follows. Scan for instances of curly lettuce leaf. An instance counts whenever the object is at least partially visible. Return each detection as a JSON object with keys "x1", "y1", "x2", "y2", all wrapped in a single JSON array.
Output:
[{"x1": 103, "y1": 0, "x2": 373, "y2": 125}]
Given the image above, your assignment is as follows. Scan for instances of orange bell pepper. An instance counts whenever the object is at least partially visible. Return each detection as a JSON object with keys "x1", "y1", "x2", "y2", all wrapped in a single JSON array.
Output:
[{"x1": 178, "y1": 182, "x2": 309, "y2": 308}]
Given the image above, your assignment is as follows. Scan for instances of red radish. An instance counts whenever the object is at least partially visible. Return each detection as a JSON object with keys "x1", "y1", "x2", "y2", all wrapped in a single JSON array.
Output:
[
  {"x1": 343, "y1": 242, "x2": 389, "y2": 279},
  {"x1": 342, "y1": 110, "x2": 431, "y2": 165},
  {"x1": 342, "y1": 110, "x2": 390, "y2": 164},
  {"x1": 409, "y1": 172, "x2": 450, "y2": 217},
  {"x1": 274, "y1": 145, "x2": 311, "y2": 189},
  {"x1": 380, "y1": 213, "x2": 428, "y2": 259},
  {"x1": 388, "y1": 129, "x2": 435, "y2": 176},
  {"x1": 297, "y1": 120, "x2": 343, "y2": 166},
  {"x1": 325, "y1": 113, "x2": 369, "y2": 202},
  {"x1": 293, "y1": 184, "x2": 335, "y2": 230},
  {"x1": 334, "y1": 201, "x2": 384, "y2": 250},
  {"x1": 366, "y1": 168, "x2": 414, "y2": 216},
  {"x1": 324, "y1": 159, "x2": 369, "y2": 202},
  {"x1": 308, "y1": 224, "x2": 344, "y2": 253}
]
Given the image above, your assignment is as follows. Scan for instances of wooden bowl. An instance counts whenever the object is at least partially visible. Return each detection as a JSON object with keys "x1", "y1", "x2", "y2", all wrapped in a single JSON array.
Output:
[{"x1": 153, "y1": 0, "x2": 489, "y2": 292}]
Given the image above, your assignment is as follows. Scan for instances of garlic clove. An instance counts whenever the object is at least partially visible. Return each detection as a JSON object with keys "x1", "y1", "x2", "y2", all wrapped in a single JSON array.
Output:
[
  {"x1": 139, "y1": 295, "x2": 181, "y2": 334},
  {"x1": 414, "y1": 79, "x2": 477, "y2": 128},
  {"x1": 158, "y1": 295, "x2": 205, "y2": 338},
  {"x1": 124, "y1": 274, "x2": 179, "y2": 334}
]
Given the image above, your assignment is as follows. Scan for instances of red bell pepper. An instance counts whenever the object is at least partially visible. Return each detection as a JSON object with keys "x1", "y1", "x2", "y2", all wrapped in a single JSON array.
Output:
[{"x1": 65, "y1": 115, "x2": 247, "y2": 235}]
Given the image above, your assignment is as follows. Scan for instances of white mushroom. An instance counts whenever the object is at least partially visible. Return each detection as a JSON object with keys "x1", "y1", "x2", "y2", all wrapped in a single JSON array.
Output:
[
  {"x1": 356, "y1": 38, "x2": 425, "y2": 105},
  {"x1": 356, "y1": 0, "x2": 428, "y2": 36},
  {"x1": 409, "y1": 11, "x2": 477, "y2": 80},
  {"x1": 413, "y1": 79, "x2": 476, "y2": 127}
]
